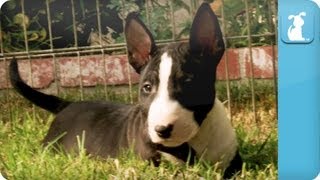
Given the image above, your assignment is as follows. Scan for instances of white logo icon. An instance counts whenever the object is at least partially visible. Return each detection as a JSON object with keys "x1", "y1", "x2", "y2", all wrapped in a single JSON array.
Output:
[
  {"x1": 311, "y1": 0, "x2": 320, "y2": 8},
  {"x1": 0, "y1": 0, "x2": 8, "y2": 9},
  {"x1": 314, "y1": 172, "x2": 320, "y2": 180},
  {"x1": 0, "y1": 173, "x2": 6, "y2": 180},
  {"x1": 287, "y1": 12, "x2": 307, "y2": 41}
]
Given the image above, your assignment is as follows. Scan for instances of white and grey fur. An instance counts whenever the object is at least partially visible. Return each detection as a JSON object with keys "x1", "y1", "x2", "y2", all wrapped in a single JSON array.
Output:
[{"x1": 9, "y1": 3, "x2": 242, "y2": 179}]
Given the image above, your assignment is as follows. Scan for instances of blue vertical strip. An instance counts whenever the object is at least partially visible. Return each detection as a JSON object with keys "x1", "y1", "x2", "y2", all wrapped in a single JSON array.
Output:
[{"x1": 278, "y1": 0, "x2": 320, "y2": 179}]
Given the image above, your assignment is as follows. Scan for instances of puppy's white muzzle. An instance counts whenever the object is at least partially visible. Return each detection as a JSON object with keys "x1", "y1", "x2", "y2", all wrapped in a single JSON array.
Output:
[{"x1": 147, "y1": 99, "x2": 199, "y2": 147}]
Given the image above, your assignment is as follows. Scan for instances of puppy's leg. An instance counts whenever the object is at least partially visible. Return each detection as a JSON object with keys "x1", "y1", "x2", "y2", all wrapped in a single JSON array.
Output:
[
  {"x1": 223, "y1": 150, "x2": 243, "y2": 179},
  {"x1": 157, "y1": 143, "x2": 197, "y2": 165}
]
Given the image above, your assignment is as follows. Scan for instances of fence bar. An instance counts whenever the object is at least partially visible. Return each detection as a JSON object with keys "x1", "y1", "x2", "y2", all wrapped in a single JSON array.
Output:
[
  {"x1": 225, "y1": 33, "x2": 275, "y2": 40},
  {"x1": 71, "y1": 0, "x2": 84, "y2": 100},
  {"x1": 95, "y1": 0, "x2": 108, "y2": 100},
  {"x1": 76, "y1": 52, "x2": 84, "y2": 100},
  {"x1": 121, "y1": 0, "x2": 133, "y2": 104},
  {"x1": 271, "y1": 0, "x2": 278, "y2": 42},
  {"x1": 46, "y1": 0, "x2": 54, "y2": 50},
  {"x1": 101, "y1": 50, "x2": 108, "y2": 100},
  {"x1": 21, "y1": 0, "x2": 36, "y2": 119},
  {"x1": 51, "y1": 54, "x2": 60, "y2": 95},
  {"x1": 21, "y1": 0, "x2": 29, "y2": 52},
  {"x1": 2, "y1": 56, "x2": 11, "y2": 122},
  {"x1": 2, "y1": 46, "x2": 126, "y2": 58},
  {"x1": 0, "y1": 17, "x2": 3, "y2": 54},
  {"x1": 0, "y1": 9, "x2": 13, "y2": 122},
  {"x1": 169, "y1": 0, "x2": 176, "y2": 41},
  {"x1": 0, "y1": 33, "x2": 275, "y2": 58},
  {"x1": 0, "y1": 42, "x2": 277, "y2": 65},
  {"x1": 244, "y1": 0, "x2": 258, "y2": 124},
  {"x1": 220, "y1": 0, "x2": 232, "y2": 121},
  {"x1": 269, "y1": 0, "x2": 278, "y2": 118},
  {"x1": 96, "y1": 0, "x2": 103, "y2": 46},
  {"x1": 46, "y1": 0, "x2": 60, "y2": 96},
  {"x1": 71, "y1": 0, "x2": 78, "y2": 48},
  {"x1": 0, "y1": 48, "x2": 128, "y2": 60},
  {"x1": 145, "y1": 0, "x2": 151, "y2": 30}
]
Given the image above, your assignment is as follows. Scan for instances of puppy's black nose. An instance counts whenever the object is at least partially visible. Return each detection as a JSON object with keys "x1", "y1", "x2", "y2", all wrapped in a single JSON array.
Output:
[{"x1": 155, "y1": 124, "x2": 173, "y2": 139}]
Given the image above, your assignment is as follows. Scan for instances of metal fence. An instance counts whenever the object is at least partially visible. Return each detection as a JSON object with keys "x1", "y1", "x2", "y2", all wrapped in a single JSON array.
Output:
[{"x1": 0, "y1": 0, "x2": 278, "y2": 123}]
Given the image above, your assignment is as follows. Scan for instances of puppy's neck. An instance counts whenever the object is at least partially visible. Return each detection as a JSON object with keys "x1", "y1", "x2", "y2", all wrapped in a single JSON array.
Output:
[{"x1": 188, "y1": 98, "x2": 238, "y2": 169}]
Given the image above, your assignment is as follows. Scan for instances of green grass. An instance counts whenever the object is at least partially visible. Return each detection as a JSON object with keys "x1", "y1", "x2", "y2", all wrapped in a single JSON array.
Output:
[{"x1": 0, "y1": 81, "x2": 277, "y2": 179}]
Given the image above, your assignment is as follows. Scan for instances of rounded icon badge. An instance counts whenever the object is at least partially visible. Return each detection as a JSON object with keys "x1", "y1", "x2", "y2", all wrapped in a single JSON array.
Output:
[
  {"x1": 0, "y1": 172, "x2": 6, "y2": 180},
  {"x1": 314, "y1": 172, "x2": 320, "y2": 180},
  {"x1": 311, "y1": 0, "x2": 320, "y2": 8},
  {"x1": 281, "y1": 11, "x2": 314, "y2": 44},
  {"x1": 0, "y1": 0, "x2": 8, "y2": 9}
]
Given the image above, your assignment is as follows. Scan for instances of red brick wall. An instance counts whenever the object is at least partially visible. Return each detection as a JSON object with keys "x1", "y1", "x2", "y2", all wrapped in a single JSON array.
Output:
[{"x1": 0, "y1": 45, "x2": 277, "y2": 89}]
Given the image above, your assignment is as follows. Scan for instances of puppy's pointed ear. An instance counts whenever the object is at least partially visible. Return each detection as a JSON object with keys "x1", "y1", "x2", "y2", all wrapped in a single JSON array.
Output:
[
  {"x1": 125, "y1": 13, "x2": 156, "y2": 74},
  {"x1": 189, "y1": 3, "x2": 225, "y2": 63}
]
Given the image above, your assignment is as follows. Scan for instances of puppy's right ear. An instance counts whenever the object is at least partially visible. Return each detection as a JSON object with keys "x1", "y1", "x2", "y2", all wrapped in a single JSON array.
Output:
[
  {"x1": 299, "y1": 12, "x2": 306, "y2": 16},
  {"x1": 125, "y1": 13, "x2": 156, "y2": 74}
]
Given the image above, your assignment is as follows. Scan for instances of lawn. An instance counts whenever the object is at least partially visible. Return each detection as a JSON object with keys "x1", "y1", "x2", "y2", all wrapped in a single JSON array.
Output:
[{"x1": 0, "y1": 80, "x2": 277, "y2": 179}]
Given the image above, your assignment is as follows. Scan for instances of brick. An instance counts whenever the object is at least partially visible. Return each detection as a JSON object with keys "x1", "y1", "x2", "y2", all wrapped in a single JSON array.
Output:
[
  {"x1": 217, "y1": 49, "x2": 241, "y2": 80},
  {"x1": 59, "y1": 57, "x2": 81, "y2": 87},
  {"x1": 244, "y1": 46, "x2": 277, "y2": 79},
  {"x1": 0, "y1": 46, "x2": 277, "y2": 90},
  {"x1": 30, "y1": 59, "x2": 55, "y2": 88},
  {"x1": 0, "y1": 59, "x2": 54, "y2": 89},
  {"x1": 58, "y1": 55, "x2": 139, "y2": 87},
  {"x1": 104, "y1": 55, "x2": 139, "y2": 85}
]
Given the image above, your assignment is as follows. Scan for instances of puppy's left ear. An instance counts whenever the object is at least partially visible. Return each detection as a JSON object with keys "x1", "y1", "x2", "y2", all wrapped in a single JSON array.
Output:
[
  {"x1": 125, "y1": 13, "x2": 157, "y2": 74},
  {"x1": 189, "y1": 3, "x2": 225, "y2": 64}
]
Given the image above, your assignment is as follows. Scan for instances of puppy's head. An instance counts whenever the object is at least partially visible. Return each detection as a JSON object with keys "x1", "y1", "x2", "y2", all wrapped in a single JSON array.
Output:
[{"x1": 125, "y1": 3, "x2": 225, "y2": 147}]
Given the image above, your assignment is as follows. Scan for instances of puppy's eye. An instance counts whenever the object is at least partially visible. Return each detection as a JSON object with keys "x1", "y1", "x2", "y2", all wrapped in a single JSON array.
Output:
[
  {"x1": 142, "y1": 83, "x2": 152, "y2": 94},
  {"x1": 184, "y1": 78, "x2": 192, "y2": 83},
  {"x1": 181, "y1": 74, "x2": 194, "y2": 84},
  {"x1": 182, "y1": 76, "x2": 193, "y2": 84}
]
